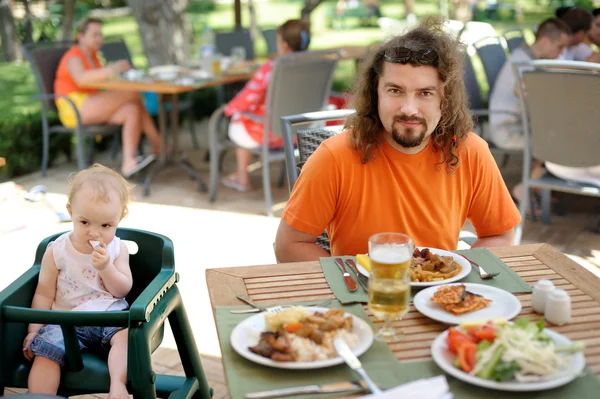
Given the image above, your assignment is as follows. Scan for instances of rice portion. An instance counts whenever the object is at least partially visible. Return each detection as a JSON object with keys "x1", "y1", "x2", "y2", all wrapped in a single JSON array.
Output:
[{"x1": 289, "y1": 328, "x2": 360, "y2": 362}]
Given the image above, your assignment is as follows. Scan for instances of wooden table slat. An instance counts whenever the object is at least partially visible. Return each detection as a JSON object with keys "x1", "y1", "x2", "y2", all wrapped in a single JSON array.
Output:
[{"x1": 244, "y1": 273, "x2": 325, "y2": 283}]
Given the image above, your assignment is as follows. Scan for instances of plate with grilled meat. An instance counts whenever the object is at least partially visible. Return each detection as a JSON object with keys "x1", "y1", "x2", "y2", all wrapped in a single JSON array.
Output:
[
  {"x1": 413, "y1": 283, "x2": 522, "y2": 325},
  {"x1": 356, "y1": 247, "x2": 471, "y2": 287},
  {"x1": 230, "y1": 307, "x2": 374, "y2": 369}
]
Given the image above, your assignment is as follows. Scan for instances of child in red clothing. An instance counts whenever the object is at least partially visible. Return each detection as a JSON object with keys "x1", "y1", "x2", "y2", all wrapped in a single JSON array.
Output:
[{"x1": 222, "y1": 19, "x2": 311, "y2": 192}]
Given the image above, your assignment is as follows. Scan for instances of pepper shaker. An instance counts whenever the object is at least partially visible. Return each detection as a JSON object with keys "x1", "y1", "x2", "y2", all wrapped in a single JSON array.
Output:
[
  {"x1": 531, "y1": 279, "x2": 555, "y2": 314},
  {"x1": 545, "y1": 289, "x2": 571, "y2": 326}
]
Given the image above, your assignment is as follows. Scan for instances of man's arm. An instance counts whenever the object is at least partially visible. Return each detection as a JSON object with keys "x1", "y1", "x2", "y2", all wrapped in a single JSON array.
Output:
[
  {"x1": 471, "y1": 229, "x2": 515, "y2": 248},
  {"x1": 275, "y1": 220, "x2": 330, "y2": 262}
]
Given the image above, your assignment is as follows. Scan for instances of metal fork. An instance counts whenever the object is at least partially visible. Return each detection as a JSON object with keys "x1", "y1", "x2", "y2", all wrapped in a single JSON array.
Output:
[
  {"x1": 459, "y1": 254, "x2": 499, "y2": 280},
  {"x1": 230, "y1": 297, "x2": 333, "y2": 314}
]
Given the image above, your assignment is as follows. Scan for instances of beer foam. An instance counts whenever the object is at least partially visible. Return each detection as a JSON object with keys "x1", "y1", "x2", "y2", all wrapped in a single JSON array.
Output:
[{"x1": 370, "y1": 246, "x2": 412, "y2": 265}]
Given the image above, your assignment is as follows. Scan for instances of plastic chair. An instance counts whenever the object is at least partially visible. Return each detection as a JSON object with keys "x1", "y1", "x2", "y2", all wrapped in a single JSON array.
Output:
[
  {"x1": 463, "y1": 46, "x2": 520, "y2": 168},
  {"x1": 215, "y1": 30, "x2": 255, "y2": 60},
  {"x1": 513, "y1": 60, "x2": 600, "y2": 244},
  {"x1": 22, "y1": 41, "x2": 121, "y2": 176},
  {"x1": 262, "y1": 29, "x2": 277, "y2": 57},
  {"x1": 503, "y1": 28, "x2": 526, "y2": 54},
  {"x1": 208, "y1": 49, "x2": 341, "y2": 216},
  {"x1": 473, "y1": 36, "x2": 508, "y2": 95},
  {"x1": 100, "y1": 37, "x2": 201, "y2": 150},
  {"x1": 0, "y1": 228, "x2": 212, "y2": 399}
]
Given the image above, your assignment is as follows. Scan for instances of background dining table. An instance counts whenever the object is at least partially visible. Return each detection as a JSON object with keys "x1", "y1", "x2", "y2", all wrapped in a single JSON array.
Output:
[{"x1": 207, "y1": 243, "x2": 600, "y2": 397}]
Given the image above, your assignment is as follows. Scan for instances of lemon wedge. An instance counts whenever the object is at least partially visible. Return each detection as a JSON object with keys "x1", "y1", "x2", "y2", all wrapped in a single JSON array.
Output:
[
  {"x1": 356, "y1": 254, "x2": 371, "y2": 272},
  {"x1": 459, "y1": 317, "x2": 508, "y2": 330}
]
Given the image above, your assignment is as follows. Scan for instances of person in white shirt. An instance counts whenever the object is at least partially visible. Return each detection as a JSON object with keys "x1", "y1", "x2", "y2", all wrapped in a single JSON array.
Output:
[
  {"x1": 489, "y1": 18, "x2": 570, "y2": 151},
  {"x1": 558, "y1": 7, "x2": 594, "y2": 61},
  {"x1": 488, "y1": 18, "x2": 570, "y2": 210}
]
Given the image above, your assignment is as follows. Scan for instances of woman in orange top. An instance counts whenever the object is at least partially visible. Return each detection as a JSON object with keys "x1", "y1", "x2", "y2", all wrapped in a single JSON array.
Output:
[
  {"x1": 221, "y1": 19, "x2": 311, "y2": 192},
  {"x1": 54, "y1": 18, "x2": 160, "y2": 177}
]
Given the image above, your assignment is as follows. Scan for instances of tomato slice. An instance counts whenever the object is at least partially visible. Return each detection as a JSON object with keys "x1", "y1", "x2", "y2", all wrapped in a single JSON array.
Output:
[
  {"x1": 447, "y1": 327, "x2": 475, "y2": 354},
  {"x1": 457, "y1": 342, "x2": 477, "y2": 373},
  {"x1": 474, "y1": 326, "x2": 497, "y2": 342}
]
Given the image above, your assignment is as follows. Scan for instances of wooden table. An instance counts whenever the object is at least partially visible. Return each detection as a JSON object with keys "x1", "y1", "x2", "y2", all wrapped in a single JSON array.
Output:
[
  {"x1": 81, "y1": 71, "x2": 253, "y2": 196},
  {"x1": 207, "y1": 244, "x2": 600, "y2": 395}
]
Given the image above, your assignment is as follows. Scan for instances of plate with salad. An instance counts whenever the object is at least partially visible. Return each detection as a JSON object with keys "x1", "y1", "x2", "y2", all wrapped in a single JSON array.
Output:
[{"x1": 431, "y1": 317, "x2": 586, "y2": 391}]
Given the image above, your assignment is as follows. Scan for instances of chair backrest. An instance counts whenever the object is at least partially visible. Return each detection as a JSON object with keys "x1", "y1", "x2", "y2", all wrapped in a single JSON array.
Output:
[
  {"x1": 100, "y1": 37, "x2": 134, "y2": 66},
  {"x1": 22, "y1": 41, "x2": 73, "y2": 114},
  {"x1": 281, "y1": 109, "x2": 356, "y2": 191},
  {"x1": 265, "y1": 50, "x2": 340, "y2": 142},
  {"x1": 463, "y1": 48, "x2": 486, "y2": 111},
  {"x1": 503, "y1": 28, "x2": 525, "y2": 54},
  {"x1": 515, "y1": 60, "x2": 600, "y2": 168},
  {"x1": 215, "y1": 30, "x2": 255, "y2": 60},
  {"x1": 473, "y1": 36, "x2": 508, "y2": 93},
  {"x1": 262, "y1": 28, "x2": 277, "y2": 56}
]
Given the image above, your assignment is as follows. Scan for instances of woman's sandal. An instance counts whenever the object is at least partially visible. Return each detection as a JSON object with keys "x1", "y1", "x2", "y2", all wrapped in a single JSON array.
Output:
[
  {"x1": 221, "y1": 176, "x2": 251, "y2": 192},
  {"x1": 122, "y1": 154, "x2": 156, "y2": 179}
]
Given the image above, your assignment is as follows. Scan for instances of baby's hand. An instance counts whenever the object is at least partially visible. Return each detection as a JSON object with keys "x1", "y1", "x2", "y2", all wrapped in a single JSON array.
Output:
[
  {"x1": 23, "y1": 332, "x2": 37, "y2": 360},
  {"x1": 91, "y1": 242, "x2": 110, "y2": 271}
]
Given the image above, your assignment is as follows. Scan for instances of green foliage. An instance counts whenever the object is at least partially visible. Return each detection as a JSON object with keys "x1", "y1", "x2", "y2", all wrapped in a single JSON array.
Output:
[{"x1": 0, "y1": 112, "x2": 71, "y2": 179}]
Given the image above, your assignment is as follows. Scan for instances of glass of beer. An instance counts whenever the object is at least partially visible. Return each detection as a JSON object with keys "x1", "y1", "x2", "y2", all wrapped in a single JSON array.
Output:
[{"x1": 368, "y1": 232, "x2": 413, "y2": 343}]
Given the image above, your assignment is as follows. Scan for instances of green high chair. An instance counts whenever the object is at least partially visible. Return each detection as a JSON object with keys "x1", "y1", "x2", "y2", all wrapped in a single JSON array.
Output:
[{"x1": 0, "y1": 228, "x2": 213, "y2": 398}]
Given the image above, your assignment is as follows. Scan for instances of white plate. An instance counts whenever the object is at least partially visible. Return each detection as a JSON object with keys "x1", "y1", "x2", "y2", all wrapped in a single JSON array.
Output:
[
  {"x1": 431, "y1": 328, "x2": 586, "y2": 391},
  {"x1": 413, "y1": 283, "x2": 522, "y2": 324},
  {"x1": 356, "y1": 247, "x2": 472, "y2": 287},
  {"x1": 230, "y1": 307, "x2": 374, "y2": 369}
]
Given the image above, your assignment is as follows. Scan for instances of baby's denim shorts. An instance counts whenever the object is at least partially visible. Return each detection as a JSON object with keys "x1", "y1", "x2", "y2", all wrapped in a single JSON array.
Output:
[{"x1": 30, "y1": 324, "x2": 124, "y2": 366}]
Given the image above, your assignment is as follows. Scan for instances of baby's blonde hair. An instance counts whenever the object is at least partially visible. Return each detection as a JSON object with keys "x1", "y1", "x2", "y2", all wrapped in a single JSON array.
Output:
[{"x1": 67, "y1": 163, "x2": 134, "y2": 219}]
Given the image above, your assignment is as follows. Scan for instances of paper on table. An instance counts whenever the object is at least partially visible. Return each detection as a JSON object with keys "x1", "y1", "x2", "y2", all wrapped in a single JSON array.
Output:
[{"x1": 361, "y1": 375, "x2": 452, "y2": 399}]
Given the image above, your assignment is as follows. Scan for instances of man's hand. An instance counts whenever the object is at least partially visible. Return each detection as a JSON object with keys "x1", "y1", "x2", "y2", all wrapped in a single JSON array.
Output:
[
  {"x1": 91, "y1": 242, "x2": 110, "y2": 271},
  {"x1": 23, "y1": 332, "x2": 37, "y2": 360}
]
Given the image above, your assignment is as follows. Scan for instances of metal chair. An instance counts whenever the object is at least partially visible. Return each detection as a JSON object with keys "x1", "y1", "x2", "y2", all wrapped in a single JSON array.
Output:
[
  {"x1": 100, "y1": 37, "x2": 201, "y2": 150},
  {"x1": 215, "y1": 30, "x2": 254, "y2": 60},
  {"x1": 503, "y1": 28, "x2": 526, "y2": 54},
  {"x1": 514, "y1": 60, "x2": 600, "y2": 244},
  {"x1": 473, "y1": 36, "x2": 508, "y2": 95},
  {"x1": 0, "y1": 228, "x2": 212, "y2": 398},
  {"x1": 208, "y1": 50, "x2": 341, "y2": 216},
  {"x1": 262, "y1": 29, "x2": 277, "y2": 56},
  {"x1": 22, "y1": 41, "x2": 121, "y2": 176}
]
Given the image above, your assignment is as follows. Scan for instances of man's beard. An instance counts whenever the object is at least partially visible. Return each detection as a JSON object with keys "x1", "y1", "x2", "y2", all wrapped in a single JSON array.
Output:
[{"x1": 391, "y1": 115, "x2": 428, "y2": 148}]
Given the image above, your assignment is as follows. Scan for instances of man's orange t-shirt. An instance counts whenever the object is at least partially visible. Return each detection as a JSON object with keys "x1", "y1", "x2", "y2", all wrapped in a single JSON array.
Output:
[
  {"x1": 54, "y1": 46, "x2": 102, "y2": 97},
  {"x1": 282, "y1": 130, "x2": 521, "y2": 255}
]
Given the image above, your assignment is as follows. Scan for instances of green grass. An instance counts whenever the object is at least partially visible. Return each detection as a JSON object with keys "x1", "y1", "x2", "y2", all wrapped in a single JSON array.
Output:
[{"x1": 1, "y1": 0, "x2": 553, "y2": 119}]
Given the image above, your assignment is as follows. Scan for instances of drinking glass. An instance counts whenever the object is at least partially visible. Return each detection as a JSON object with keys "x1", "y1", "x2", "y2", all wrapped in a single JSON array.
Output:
[
  {"x1": 231, "y1": 46, "x2": 247, "y2": 65},
  {"x1": 368, "y1": 232, "x2": 413, "y2": 343}
]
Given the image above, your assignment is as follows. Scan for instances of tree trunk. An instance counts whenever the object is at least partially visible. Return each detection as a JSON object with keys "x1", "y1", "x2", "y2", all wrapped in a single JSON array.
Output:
[
  {"x1": 58, "y1": 0, "x2": 75, "y2": 41},
  {"x1": 301, "y1": 0, "x2": 324, "y2": 22},
  {"x1": 247, "y1": 0, "x2": 258, "y2": 41},
  {"x1": 127, "y1": 0, "x2": 191, "y2": 67},
  {"x1": 0, "y1": 0, "x2": 22, "y2": 61},
  {"x1": 22, "y1": 0, "x2": 33, "y2": 43}
]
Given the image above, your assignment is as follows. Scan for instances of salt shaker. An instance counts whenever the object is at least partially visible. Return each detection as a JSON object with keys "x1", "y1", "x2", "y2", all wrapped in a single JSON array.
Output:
[
  {"x1": 531, "y1": 279, "x2": 555, "y2": 314},
  {"x1": 545, "y1": 289, "x2": 571, "y2": 325}
]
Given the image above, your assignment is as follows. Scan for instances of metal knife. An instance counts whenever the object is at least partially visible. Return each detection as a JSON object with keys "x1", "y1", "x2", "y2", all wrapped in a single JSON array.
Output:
[
  {"x1": 244, "y1": 380, "x2": 366, "y2": 399},
  {"x1": 334, "y1": 338, "x2": 382, "y2": 394},
  {"x1": 334, "y1": 258, "x2": 358, "y2": 292},
  {"x1": 345, "y1": 259, "x2": 369, "y2": 291}
]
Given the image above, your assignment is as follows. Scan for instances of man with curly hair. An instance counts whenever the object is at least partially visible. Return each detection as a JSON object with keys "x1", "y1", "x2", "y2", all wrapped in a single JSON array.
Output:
[{"x1": 274, "y1": 19, "x2": 521, "y2": 261}]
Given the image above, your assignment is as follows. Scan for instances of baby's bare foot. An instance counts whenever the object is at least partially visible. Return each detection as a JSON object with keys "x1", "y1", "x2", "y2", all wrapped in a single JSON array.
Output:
[{"x1": 108, "y1": 382, "x2": 130, "y2": 399}]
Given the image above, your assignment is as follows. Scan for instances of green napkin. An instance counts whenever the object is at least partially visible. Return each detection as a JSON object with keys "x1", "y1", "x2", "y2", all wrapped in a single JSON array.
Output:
[
  {"x1": 453, "y1": 248, "x2": 533, "y2": 293},
  {"x1": 392, "y1": 360, "x2": 600, "y2": 399},
  {"x1": 321, "y1": 248, "x2": 532, "y2": 305},
  {"x1": 215, "y1": 301, "x2": 404, "y2": 399}
]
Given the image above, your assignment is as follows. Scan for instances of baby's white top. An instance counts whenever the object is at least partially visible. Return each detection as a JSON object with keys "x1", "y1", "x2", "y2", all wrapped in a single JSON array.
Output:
[{"x1": 49, "y1": 232, "x2": 128, "y2": 312}]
